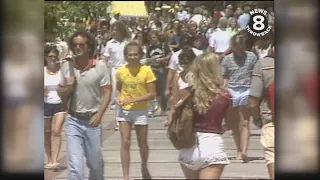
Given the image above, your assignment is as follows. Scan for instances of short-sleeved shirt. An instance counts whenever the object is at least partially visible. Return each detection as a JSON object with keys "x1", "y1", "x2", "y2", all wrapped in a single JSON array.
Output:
[
  {"x1": 209, "y1": 29, "x2": 233, "y2": 53},
  {"x1": 59, "y1": 59, "x2": 111, "y2": 113},
  {"x1": 103, "y1": 39, "x2": 129, "y2": 68},
  {"x1": 116, "y1": 65, "x2": 156, "y2": 110},
  {"x1": 250, "y1": 57, "x2": 274, "y2": 125},
  {"x1": 168, "y1": 48, "x2": 203, "y2": 73},
  {"x1": 220, "y1": 51, "x2": 258, "y2": 88}
]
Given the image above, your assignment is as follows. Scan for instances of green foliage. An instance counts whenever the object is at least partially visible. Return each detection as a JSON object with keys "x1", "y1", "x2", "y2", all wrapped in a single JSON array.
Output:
[{"x1": 45, "y1": 1, "x2": 111, "y2": 42}]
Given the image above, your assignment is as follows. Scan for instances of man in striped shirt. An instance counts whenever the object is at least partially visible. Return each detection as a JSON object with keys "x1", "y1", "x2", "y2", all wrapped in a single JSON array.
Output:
[{"x1": 221, "y1": 34, "x2": 258, "y2": 162}]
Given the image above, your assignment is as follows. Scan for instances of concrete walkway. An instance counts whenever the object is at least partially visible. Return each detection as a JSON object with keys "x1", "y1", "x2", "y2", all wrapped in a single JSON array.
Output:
[{"x1": 45, "y1": 109, "x2": 268, "y2": 179}]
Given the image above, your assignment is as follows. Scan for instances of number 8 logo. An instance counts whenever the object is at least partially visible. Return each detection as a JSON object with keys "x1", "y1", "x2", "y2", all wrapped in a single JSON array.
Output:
[{"x1": 253, "y1": 15, "x2": 265, "y2": 31}]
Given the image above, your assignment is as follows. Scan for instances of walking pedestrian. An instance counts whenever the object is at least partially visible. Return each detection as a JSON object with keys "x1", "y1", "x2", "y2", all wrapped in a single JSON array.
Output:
[
  {"x1": 249, "y1": 46, "x2": 275, "y2": 179},
  {"x1": 102, "y1": 21, "x2": 129, "y2": 130},
  {"x1": 116, "y1": 41, "x2": 156, "y2": 180},
  {"x1": 57, "y1": 30, "x2": 112, "y2": 180},
  {"x1": 178, "y1": 52, "x2": 231, "y2": 179},
  {"x1": 221, "y1": 34, "x2": 258, "y2": 162},
  {"x1": 44, "y1": 45, "x2": 66, "y2": 170},
  {"x1": 207, "y1": 17, "x2": 233, "y2": 59},
  {"x1": 166, "y1": 35, "x2": 202, "y2": 124}
]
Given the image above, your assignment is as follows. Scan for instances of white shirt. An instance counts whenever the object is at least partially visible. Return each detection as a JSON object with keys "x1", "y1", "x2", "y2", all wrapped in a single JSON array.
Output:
[
  {"x1": 103, "y1": 39, "x2": 129, "y2": 68},
  {"x1": 168, "y1": 48, "x2": 203, "y2": 73},
  {"x1": 205, "y1": 28, "x2": 217, "y2": 40},
  {"x1": 178, "y1": 76, "x2": 189, "y2": 90},
  {"x1": 237, "y1": 13, "x2": 250, "y2": 30},
  {"x1": 209, "y1": 29, "x2": 233, "y2": 53},
  {"x1": 4, "y1": 61, "x2": 29, "y2": 98},
  {"x1": 44, "y1": 67, "x2": 62, "y2": 104},
  {"x1": 190, "y1": 14, "x2": 204, "y2": 27}
]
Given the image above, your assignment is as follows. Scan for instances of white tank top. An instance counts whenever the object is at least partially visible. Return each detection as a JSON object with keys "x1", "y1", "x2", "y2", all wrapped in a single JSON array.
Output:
[{"x1": 44, "y1": 67, "x2": 62, "y2": 104}]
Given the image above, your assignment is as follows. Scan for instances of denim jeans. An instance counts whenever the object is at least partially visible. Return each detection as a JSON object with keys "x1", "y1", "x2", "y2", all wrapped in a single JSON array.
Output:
[{"x1": 65, "y1": 114, "x2": 104, "y2": 180}]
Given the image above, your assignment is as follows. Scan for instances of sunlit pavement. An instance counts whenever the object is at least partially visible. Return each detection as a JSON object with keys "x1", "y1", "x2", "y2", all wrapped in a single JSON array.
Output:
[{"x1": 45, "y1": 109, "x2": 268, "y2": 179}]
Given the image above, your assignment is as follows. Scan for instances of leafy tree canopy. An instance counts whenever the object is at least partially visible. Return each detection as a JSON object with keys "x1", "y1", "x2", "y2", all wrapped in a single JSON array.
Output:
[{"x1": 45, "y1": 1, "x2": 111, "y2": 42}]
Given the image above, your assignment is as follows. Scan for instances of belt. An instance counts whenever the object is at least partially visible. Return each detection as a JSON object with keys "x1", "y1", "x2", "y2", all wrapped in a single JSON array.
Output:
[
  {"x1": 68, "y1": 110, "x2": 97, "y2": 120},
  {"x1": 215, "y1": 52, "x2": 224, "y2": 55}
]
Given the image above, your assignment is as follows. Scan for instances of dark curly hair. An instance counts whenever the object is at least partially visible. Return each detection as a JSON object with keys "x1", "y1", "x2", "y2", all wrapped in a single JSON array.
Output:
[
  {"x1": 44, "y1": 45, "x2": 59, "y2": 67},
  {"x1": 68, "y1": 30, "x2": 96, "y2": 58}
]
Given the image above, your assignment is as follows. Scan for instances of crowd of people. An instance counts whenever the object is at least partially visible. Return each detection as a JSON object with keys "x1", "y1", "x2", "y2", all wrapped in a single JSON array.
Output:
[{"x1": 44, "y1": 3, "x2": 275, "y2": 180}]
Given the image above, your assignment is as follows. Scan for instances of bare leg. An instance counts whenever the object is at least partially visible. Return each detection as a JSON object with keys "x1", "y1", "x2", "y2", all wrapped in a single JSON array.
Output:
[
  {"x1": 180, "y1": 163, "x2": 199, "y2": 179},
  {"x1": 199, "y1": 164, "x2": 225, "y2": 179},
  {"x1": 44, "y1": 117, "x2": 53, "y2": 165},
  {"x1": 52, "y1": 113, "x2": 65, "y2": 165},
  {"x1": 135, "y1": 125, "x2": 150, "y2": 178},
  {"x1": 267, "y1": 163, "x2": 275, "y2": 179},
  {"x1": 119, "y1": 121, "x2": 132, "y2": 180},
  {"x1": 239, "y1": 106, "x2": 251, "y2": 162},
  {"x1": 227, "y1": 107, "x2": 242, "y2": 159},
  {"x1": 156, "y1": 96, "x2": 163, "y2": 112}
]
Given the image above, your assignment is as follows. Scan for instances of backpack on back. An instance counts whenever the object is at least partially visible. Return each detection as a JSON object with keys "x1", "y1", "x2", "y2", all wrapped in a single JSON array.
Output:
[
  {"x1": 167, "y1": 91, "x2": 196, "y2": 150},
  {"x1": 267, "y1": 80, "x2": 275, "y2": 118}
]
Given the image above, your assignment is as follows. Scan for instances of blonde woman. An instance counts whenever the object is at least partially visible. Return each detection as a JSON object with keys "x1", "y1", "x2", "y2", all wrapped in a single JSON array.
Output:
[{"x1": 178, "y1": 52, "x2": 232, "y2": 179}]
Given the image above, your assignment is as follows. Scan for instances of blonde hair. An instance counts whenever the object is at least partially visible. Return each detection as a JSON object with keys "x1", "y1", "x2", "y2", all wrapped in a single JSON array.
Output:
[{"x1": 186, "y1": 52, "x2": 225, "y2": 114}]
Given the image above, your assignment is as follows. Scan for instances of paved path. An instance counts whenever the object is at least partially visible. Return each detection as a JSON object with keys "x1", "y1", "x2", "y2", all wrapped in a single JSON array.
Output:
[{"x1": 45, "y1": 109, "x2": 268, "y2": 179}]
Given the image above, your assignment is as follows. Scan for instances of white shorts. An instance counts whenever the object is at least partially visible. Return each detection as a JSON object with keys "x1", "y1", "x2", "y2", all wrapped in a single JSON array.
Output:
[
  {"x1": 228, "y1": 87, "x2": 250, "y2": 107},
  {"x1": 179, "y1": 132, "x2": 230, "y2": 171},
  {"x1": 116, "y1": 108, "x2": 148, "y2": 125}
]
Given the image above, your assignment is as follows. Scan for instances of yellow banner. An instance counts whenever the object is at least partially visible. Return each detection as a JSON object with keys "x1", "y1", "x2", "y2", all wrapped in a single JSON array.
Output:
[{"x1": 111, "y1": 1, "x2": 148, "y2": 17}]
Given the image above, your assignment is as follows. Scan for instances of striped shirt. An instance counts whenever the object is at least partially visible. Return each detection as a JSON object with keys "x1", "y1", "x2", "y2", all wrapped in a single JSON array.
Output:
[{"x1": 221, "y1": 51, "x2": 258, "y2": 88}]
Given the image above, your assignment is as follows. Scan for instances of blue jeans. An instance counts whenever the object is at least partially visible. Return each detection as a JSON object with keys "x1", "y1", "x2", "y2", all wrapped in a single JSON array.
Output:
[{"x1": 65, "y1": 114, "x2": 104, "y2": 180}]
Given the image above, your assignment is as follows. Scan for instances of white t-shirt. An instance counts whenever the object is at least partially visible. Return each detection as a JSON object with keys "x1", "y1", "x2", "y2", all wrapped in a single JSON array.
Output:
[
  {"x1": 168, "y1": 48, "x2": 203, "y2": 73},
  {"x1": 103, "y1": 39, "x2": 129, "y2": 68},
  {"x1": 209, "y1": 29, "x2": 233, "y2": 53},
  {"x1": 44, "y1": 67, "x2": 62, "y2": 104}
]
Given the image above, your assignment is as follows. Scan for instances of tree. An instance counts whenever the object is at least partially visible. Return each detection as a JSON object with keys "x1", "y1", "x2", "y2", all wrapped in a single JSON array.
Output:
[{"x1": 45, "y1": 1, "x2": 111, "y2": 42}]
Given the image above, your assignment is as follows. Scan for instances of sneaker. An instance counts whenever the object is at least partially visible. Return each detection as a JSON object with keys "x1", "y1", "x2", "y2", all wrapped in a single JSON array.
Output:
[{"x1": 110, "y1": 105, "x2": 116, "y2": 110}]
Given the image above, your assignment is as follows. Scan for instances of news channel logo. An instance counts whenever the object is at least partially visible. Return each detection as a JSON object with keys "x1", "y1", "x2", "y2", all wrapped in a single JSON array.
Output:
[{"x1": 246, "y1": 8, "x2": 272, "y2": 37}]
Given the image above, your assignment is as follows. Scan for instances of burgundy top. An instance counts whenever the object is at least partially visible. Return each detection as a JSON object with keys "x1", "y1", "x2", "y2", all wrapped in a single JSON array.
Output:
[{"x1": 194, "y1": 90, "x2": 232, "y2": 134}]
